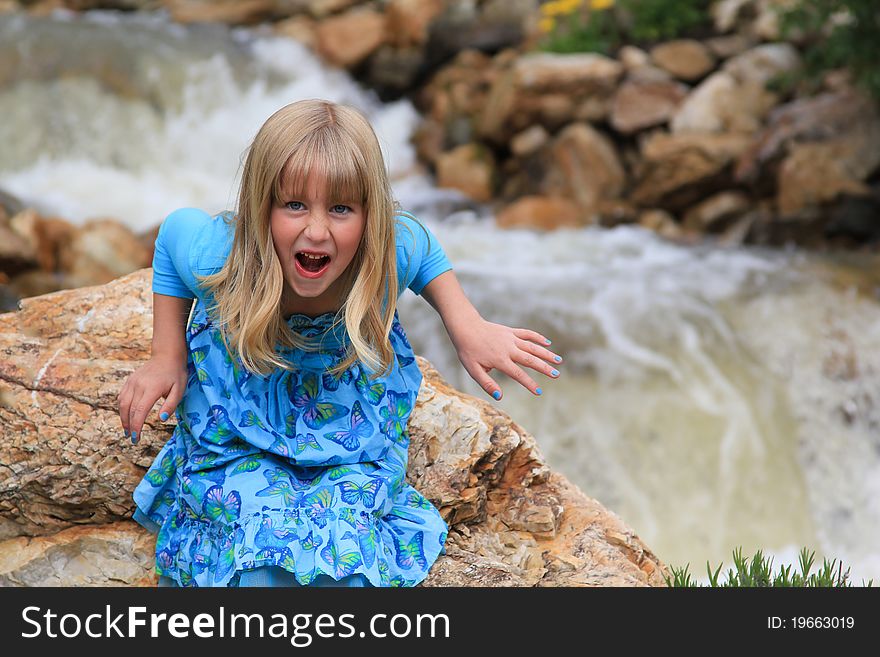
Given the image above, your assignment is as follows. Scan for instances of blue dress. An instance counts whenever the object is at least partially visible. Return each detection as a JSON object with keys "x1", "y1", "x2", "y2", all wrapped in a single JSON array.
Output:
[{"x1": 132, "y1": 208, "x2": 452, "y2": 588}]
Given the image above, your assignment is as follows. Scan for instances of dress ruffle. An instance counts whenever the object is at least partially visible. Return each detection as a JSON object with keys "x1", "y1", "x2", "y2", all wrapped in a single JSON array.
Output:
[{"x1": 132, "y1": 299, "x2": 447, "y2": 587}]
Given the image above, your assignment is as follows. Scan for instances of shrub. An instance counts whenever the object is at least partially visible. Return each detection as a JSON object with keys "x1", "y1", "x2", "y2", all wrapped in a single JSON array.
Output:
[
  {"x1": 778, "y1": 0, "x2": 880, "y2": 100},
  {"x1": 538, "y1": 0, "x2": 714, "y2": 55},
  {"x1": 664, "y1": 546, "x2": 875, "y2": 587}
]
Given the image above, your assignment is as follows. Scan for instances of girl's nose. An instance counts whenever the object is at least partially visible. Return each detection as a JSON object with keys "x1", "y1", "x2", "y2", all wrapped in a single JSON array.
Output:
[{"x1": 305, "y1": 213, "x2": 330, "y2": 241}]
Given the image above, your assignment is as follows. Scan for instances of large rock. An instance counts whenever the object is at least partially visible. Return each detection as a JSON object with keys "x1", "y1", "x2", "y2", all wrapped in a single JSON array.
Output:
[
  {"x1": 163, "y1": 0, "x2": 279, "y2": 24},
  {"x1": 722, "y1": 42, "x2": 801, "y2": 87},
  {"x1": 732, "y1": 87, "x2": 880, "y2": 218},
  {"x1": 385, "y1": 0, "x2": 445, "y2": 47},
  {"x1": 649, "y1": 39, "x2": 716, "y2": 82},
  {"x1": 632, "y1": 131, "x2": 753, "y2": 210},
  {"x1": 478, "y1": 52, "x2": 624, "y2": 143},
  {"x1": 610, "y1": 78, "x2": 689, "y2": 134},
  {"x1": 540, "y1": 123, "x2": 625, "y2": 212},
  {"x1": 671, "y1": 71, "x2": 777, "y2": 134},
  {"x1": 435, "y1": 143, "x2": 496, "y2": 202},
  {"x1": 495, "y1": 195, "x2": 587, "y2": 230},
  {"x1": 315, "y1": 7, "x2": 387, "y2": 68},
  {"x1": 0, "y1": 269, "x2": 666, "y2": 586}
]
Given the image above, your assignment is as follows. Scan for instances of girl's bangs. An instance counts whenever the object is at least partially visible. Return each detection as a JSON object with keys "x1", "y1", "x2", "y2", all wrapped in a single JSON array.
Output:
[{"x1": 275, "y1": 132, "x2": 366, "y2": 205}]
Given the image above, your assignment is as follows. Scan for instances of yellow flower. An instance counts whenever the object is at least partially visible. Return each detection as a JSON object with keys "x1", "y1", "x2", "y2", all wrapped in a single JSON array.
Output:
[
  {"x1": 539, "y1": 16, "x2": 556, "y2": 33},
  {"x1": 540, "y1": 1, "x2": 564, "y2": 17},
  {"x1": 541, "y1": 0, "x2": 583, "y2": 18},
  {"x1": 590, "y1": 0, "x2": 614, "y2": 10}
]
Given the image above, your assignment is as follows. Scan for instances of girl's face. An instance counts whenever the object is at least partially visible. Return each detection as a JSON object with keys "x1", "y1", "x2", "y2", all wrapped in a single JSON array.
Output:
[{"x1": 270, "y1": 170, "x2": 366, "y2": 317}]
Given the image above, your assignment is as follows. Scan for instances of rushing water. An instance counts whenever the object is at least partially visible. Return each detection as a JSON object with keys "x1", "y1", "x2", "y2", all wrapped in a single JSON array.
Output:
[{"x1": 2, "y1": 10, "x2": 879, "y2": 585}]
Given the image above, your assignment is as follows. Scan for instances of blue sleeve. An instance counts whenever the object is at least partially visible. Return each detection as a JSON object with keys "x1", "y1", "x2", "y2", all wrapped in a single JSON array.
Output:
[
  {"x1": 151, "y1": 207, "x2": 215, "y2": 299},
  {"x1": 395, "y1": 214, "x2": 452, "y2": 297}
]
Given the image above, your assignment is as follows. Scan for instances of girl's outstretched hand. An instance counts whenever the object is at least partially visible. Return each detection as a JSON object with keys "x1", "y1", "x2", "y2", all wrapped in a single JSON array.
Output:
[
  {"x1": 118, "y1": 356, "x2": 188, "y2": 444},
  {"x1": 449, "y1": 317, "x2": 562, "y2": 401}
]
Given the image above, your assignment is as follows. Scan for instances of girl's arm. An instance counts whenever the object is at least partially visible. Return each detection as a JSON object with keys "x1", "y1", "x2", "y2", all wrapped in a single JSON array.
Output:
[
  {"x1": 118, "y1": 293, "x2": 192, "y2": 444},
  {"x1": 420, "y1": 270, "x2": 562, "y2": 400}
]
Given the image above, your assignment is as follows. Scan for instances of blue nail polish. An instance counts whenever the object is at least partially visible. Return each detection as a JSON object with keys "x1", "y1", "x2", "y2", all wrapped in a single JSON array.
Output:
[
  {"x1": 535, "y1": 388, "x2": 543, "y2": 395},
  {"x1": 492, "y1": 391, "x2": 501, "y2": 400},
  {"x1": 545, "y1": 339, "x2": 552, "y2": 345},
  {"x1": 554, "y1": 355, "x2": 562, "y2": 363},
  {"x1": 131, "y1": 431, "x2": 137, "y2": 441},
  {"x1": 551, "y1": 369, "x2": 559, "y2": 377},
  {"x1": 160, "y1": 412, "x2": 169, "y2": 421}
]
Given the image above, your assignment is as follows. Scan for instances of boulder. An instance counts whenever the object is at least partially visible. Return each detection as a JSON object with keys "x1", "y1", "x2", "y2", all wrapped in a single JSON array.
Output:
[
  {"x1": 632, "y1": 131, "x2": 752, "y2": 210},
  {"x1": 731, "y1": 87, "x2": 880, "y2": 217},
  {"x1": 306, "y1": 0, "x2": 360, "y2": 19},
  {"x1": 385, "y1": 0, "x2": 445, "y2": 47},
  {"x1": 316, "y1": 7, "x2": 387, "y2": 68},
  {"x1": 682, "y1": 190, "x2": 751, "y2": 232},
  {"x1": 58, "y1": 218, "x2": 152, "y2": 289},
  {"x1": 650, "y1": 40, "x2": 716, "y2": 82},
  {"x1": 0, "y1": 269, "x2": 667, "y2": 586},
  {"x1": 478, "y1": 52, "x2": 623, "y2": 142},
  {"x1": 509, "y1": 125, "x2": 549, "y2": 158},
  {"x1": 611, "y1": 78, "x2": 689, "y2": 134},
  {"x1": 163, "y1": 0, "x2": 278, "y2": 24},
  {"x1": 722, "y1": 42, "x2": 801, "y2": 87},
  {"x1": 540, "y1": 123, "x2": 625, "y2": 213},
  {"x1": 495, "y1": 195, "x2": 587, "y2": 230},
  {"x1": 671, "y1": 71, "x2": 778, "y2": 134},
  {"x1": 638, "y1": 208, "x2": 687, "y2": 241},
  {"x1": 435, "y1": 143, "x2": 496, "y2": 202}
]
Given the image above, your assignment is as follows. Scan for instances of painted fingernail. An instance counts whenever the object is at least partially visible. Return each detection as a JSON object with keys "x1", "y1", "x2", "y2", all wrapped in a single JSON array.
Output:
[
  {"x1": 535, "y1": 387, "x2": 543, "y2": 395},
  {"x1": 131, "y1": 431, "x2": 137, "y2": 443},
  {"x1": 492, "y1": 391, "x2": 501, "y2": 400},
  {"x1": 551, "y1": 369, "x2": 559, "y2": 377},
  {"x1": 545, "y1": 339, "x2": 552, "y2": 345},
  {"x1": 160, "y1": 412, "x2": 169, "y2": 421},
  {"x1": 554, "y1": 355, "x2": 562, "y2": 363}
]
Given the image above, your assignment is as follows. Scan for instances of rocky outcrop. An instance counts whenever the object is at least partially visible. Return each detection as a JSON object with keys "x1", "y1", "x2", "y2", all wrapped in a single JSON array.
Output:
[
  {"x1": 0, "y1": 202, "x2": 153, "y2": 313},
  {"x1": 0, "y1": 270, "x2": 667, "y2": 586}
]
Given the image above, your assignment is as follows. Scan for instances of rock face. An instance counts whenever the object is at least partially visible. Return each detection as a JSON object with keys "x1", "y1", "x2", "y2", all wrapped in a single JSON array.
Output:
[{"x1": 0, "y1": 269, "x2": 666, "y2": 586}]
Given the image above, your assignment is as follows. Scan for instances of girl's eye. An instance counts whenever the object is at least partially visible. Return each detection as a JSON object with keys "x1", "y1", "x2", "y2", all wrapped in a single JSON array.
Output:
[
  {"x1": 331, "y1": 205, "x2": 351, "y2": 214},
  {"x1": 285, "y1": 201, "x2": 304, "y2": 211}
]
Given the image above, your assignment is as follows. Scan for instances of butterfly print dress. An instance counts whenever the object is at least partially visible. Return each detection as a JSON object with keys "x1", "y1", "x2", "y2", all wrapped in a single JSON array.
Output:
[{"x1": 131, "y1": 208, "x2": 451, "y2": 587}]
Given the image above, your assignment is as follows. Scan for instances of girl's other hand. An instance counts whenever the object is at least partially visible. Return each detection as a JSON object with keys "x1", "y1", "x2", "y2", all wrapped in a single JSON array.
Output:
[
  {"x1": 450, "y1": 318, "x2": 562, "y2": 401},
  {"x1": 118, "y1": 356, "x2": 188, "y2": 444}
]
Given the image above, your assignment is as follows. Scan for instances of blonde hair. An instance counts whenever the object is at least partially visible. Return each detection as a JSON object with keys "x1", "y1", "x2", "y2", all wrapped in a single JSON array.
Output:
[{"x1": 197, "y1": 99, "x2": 399, "y2": 378}]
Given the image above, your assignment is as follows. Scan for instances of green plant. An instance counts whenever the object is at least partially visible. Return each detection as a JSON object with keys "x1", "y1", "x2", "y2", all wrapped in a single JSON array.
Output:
[
  {"x1": 778, "y1": 0, "x2": 880, "y2": 100},
  {"x1": 622, "y1": 0, "x2": 714, "y2": 43},
  {"x1": 664, "y1": 546, "x2": 875, "y2": 587},
  {"x1": 538, "y1": 0, "x2": 714, "y2": 55},
  {"x1": 539, "y1": 0, "x2": 619, "y2": 54}
]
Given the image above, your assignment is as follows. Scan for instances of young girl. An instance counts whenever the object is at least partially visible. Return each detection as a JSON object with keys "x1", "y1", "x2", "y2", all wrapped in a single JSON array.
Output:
[{"x1": 119, "y1": 99, "x2": 564, "y2": 588}]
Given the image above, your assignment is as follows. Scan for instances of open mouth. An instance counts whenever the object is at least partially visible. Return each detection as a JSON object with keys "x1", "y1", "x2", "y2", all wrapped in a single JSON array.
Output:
[{"x1": 295, "y1": 251, "x2": 331, "y2": 276}]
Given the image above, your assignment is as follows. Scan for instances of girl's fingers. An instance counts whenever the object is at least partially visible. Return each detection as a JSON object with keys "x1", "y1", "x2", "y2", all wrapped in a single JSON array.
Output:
[
  {"x1": 513, "y1": 349, "x2": 560, "y2": 380},
  {"x1": 158, "y1": 384, "x2": 182, "y2": 422},
  {"x1": 118, "y1": 384, "x2": 132, "y2": 435},
  {"x1": 128, "y1": 388, "x2": 156, "y2": 445},
  {"x1": 463, "y1": 360, "x2": 503, "y2": 401},
  {"x1": 514, "y1": 337, "x2": 563, "y2": 368},
  {"x1": 501, "y1": 362, "x2": 542, "y2": 396},
  {"x1": 512, "y1": 327, "x2": 553, "y2": 347},
  {"x1": 119, "y1": 382, "x2": 135, "y2": 437}
]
